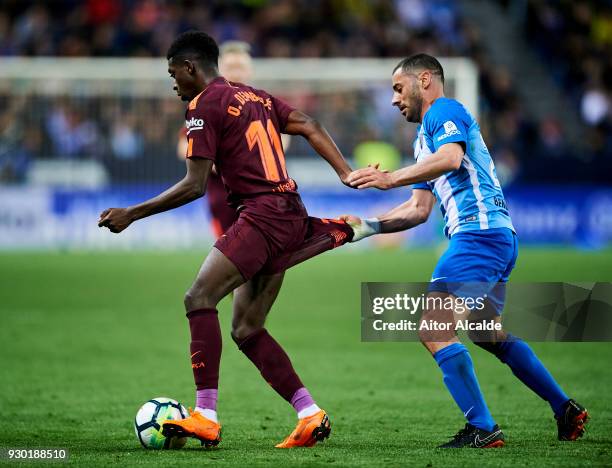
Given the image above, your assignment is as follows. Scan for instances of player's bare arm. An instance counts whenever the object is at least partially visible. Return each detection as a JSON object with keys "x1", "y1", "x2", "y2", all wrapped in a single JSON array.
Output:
[
  {"x1": 283, "y1": 110, "x2": 353, "y2": 186},
  {"x1": 340, "y1": 188, "x2": 435, "y2": 241},
  {"x1": 98, "y1": 158, "x2": 213, "y2": 233},
  {"x1": 346, "y1": 142, "x2": 464, "y2": 190},
  {"x1": 376, "y1": 188, "x2": 436, "y2": 231}
]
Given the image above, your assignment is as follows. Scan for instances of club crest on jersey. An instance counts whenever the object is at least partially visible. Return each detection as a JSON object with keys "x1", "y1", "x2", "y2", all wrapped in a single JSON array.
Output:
[
  {"x1": 186, "y1": 117, "x2": 204, "y2": 133},
  {"x1": 437, "y1": 120, "x2": 461, "y2": 141}
]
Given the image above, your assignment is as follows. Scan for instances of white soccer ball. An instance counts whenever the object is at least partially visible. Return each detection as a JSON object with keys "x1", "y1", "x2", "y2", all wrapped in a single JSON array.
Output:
[{"x1": 134, "y1": 397, "x2": 188, "y2": 449}]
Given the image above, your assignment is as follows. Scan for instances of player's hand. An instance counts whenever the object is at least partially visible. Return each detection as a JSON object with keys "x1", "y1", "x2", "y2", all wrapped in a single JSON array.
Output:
[
  {"x1": 340, "y1": 174, "x2": 356, "y2": 189},
  {"x1": 339, "y1": 171, "x2": 358, "y2": 189},
  {"x1": 338, "y1": 214, "x2": 381, "y2": 242},
  {"x1": 346, "y1": 164, "x2": 394, "y2": 190},
  {"x1": 98, "y1": 208, "x2": 134, "y2": 233}
]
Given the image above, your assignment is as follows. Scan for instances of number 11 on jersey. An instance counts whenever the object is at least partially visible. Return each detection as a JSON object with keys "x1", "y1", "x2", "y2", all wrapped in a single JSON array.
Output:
[{"x1": 245, "y1": 119, "x2": 288, "y2": 182}]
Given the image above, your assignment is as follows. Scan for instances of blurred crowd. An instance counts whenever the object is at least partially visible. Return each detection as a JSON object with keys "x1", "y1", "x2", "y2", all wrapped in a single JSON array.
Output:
[
  {"x1": 0, "y1": 92, "x2": 187, "y2": 183},
  {"x1": 0, "y1": 0, "x2": 610, "y2": 185},
  {"x1": 522, "y1": 0, "x2": 612, "y2": 179},
  {"x1": 525, "y1": 1, "x2": 611, "y2": 128},
  {"x1": 0, "y1": 0, "x2": 466, "y2": 58}
]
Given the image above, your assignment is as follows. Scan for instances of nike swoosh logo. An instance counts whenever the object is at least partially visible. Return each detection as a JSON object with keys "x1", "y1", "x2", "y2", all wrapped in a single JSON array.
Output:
[
  {"x1": 474, "y1": 430, "x2": 501, "y2": 447},
  {"x1": 190, "y1": 351, "x2": 201, "y2": 359},
  {"x1": 464, "y1": 406, "x2": 474, "y2": 418},
  {"x1": 431, "y1": 276, "x2": 447, "y2": 282}
]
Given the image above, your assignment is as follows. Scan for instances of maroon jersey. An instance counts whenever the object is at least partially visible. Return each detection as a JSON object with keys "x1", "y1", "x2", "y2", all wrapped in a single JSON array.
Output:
[{"x1": 185, "y1": 76, "x2": 306, "y2": 219}]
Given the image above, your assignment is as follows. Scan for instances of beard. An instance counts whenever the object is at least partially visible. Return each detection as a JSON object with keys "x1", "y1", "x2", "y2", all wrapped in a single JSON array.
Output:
[{"x1": 405, "y1": 86, "x2": 423, "y2": 123}]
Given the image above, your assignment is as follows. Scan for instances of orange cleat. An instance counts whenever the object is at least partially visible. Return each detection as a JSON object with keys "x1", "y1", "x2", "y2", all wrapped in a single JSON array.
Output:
[
  {"x1": 161, "y1": 408, "x2": 221, "y2": 447},
  {"x1": 275, "y1": 410, "x2": 331, "y2": 448}
]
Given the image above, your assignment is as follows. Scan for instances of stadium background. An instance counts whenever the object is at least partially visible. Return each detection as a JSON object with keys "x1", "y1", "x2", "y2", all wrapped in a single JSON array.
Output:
[{"x1": 0, "y1": 1, "x2": 611, "y2": 466}]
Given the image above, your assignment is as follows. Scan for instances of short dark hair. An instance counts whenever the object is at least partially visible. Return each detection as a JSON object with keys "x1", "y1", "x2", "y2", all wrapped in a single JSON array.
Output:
[
  {"x1": 393, "y1": 53, "x2": 444, "y2": 84},
  {"x1": 166, "y1": 30, "x2": 219, "y2": 70}
]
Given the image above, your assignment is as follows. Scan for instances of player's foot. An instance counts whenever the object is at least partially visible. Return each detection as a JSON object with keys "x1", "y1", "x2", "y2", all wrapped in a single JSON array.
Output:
[
  {"x1": 275, "y1": 410, "x2": 331, "y2": 448},
  {"x1": 161, "y1": 408, "x2": 221, "y2": 447},
  {"x1": 438, "y1": 423, "x2": 505, "y2": 448},
  {"x1": 556, "y1": 399, "x2": 588, "y2": 441}
]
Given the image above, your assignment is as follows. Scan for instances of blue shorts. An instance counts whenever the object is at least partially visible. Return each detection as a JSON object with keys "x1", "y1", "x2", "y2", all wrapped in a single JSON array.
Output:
[{"x1": 428, "y1": 228, "x2": 518, "y2": 314}]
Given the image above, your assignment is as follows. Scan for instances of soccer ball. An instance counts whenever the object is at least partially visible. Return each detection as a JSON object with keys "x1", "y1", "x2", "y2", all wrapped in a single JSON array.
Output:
[{"x1": 134, "y1": 397, "x2": 188, "y2": 449}]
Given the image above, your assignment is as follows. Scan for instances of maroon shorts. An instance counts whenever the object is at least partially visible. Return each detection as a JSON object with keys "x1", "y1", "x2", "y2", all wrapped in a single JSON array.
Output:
[
  {"x1": 214, "y1": 213, "x2": 354, "y2": 280},
  {"x1": 206, "y1": 173, "x2": 238, "y2": 238}
]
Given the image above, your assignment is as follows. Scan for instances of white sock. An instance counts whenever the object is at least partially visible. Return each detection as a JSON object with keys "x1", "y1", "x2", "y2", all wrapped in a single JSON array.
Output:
[
  {"x1": 297, "y1": 403, "x2": 321, "y2": 419},
  {"x1": 195, "y1": 407, "x2": 218, "y2": 423}
]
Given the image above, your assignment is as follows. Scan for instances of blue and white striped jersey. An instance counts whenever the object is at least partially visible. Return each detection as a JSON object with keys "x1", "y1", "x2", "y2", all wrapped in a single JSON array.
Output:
[{"x1": 413, "y1": 97, "x2": 514, "y2": 238}]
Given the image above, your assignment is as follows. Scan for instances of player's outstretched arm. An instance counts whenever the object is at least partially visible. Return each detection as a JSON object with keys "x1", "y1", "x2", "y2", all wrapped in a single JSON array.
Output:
[
  {"x1": 283, "y1": 110, "x2": 353, "y2": 186},
  {"x1": 98, "y1": 158, "x2": 213, "y2": 233},
  {"x1": 347, "y1": 142, "x2": 464, "y2": 190},
  {"x1": 340, "y1": 189, "x2": 435, "y2": 242}
]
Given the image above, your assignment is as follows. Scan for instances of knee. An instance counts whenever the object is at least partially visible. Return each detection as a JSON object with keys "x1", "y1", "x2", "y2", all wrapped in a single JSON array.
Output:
[
  {"x1": 467, "y1": 328, "x2": 488, "y2": 345},
  {"x1": 418, "y1": 314, "x2": 455, "y2": 346},
  {"x1": 183, "y1": 288, "x2": 197, "y2": 311},
  {"x1": 469, "y1": 330, "x2": 510, "y2": 358},
  {"x1": 471, "y1": 339, "x2": 501, "y2": 356},
  {"x1": 184, "y1": 284, "x2": 216, "y2": 311},
  {"x1": 231, "y1": 318, "x2": 261, "y2": 343},
  {"x1": 417, "y1": 321, "x2": 439, "y2": 356},
  {"x1": 417, "y1": 323, "x2": 429, "y2": 345}
]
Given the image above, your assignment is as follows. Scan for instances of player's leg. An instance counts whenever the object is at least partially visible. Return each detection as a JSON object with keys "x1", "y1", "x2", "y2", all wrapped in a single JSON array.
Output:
[
  {"x1": 421, "y1": 231, "x2": 517, "y2": 448},
  {"x1": 418, "y1": 292, "x2": 503, "y2": 448},
  {"x1": 163, "y1": 215, "x2": 272, "y2": 446},
  {"x1": 261, "y1": 217, "x2": 353, "y2": 276},
  {"x1": 184, "y1": 246, "x2": 245, "y2": 310},
  {"x1": 231, "y1": 272, "x2": 330, "y2": 448},
  {"x1": 185, "y1": 246, "x2": 245, "y2": 416},
  {"x1": 468, "y1": 283, "x2": 588, "y2": 441},
  {"x1": 162, "y1": 247, "x2": 245, "y2": 446},
  {"x1": 231, "y1": 272, "x2": 312, "y2": 411}
]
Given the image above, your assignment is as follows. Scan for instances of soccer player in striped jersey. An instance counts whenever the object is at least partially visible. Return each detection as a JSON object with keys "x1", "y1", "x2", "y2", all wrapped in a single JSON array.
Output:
[{"x1": 343, "y1": 54, "x2": 588, "y2": 448}]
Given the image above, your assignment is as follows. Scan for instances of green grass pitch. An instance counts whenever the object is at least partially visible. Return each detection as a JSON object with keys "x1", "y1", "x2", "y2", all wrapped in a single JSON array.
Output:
[{"x1": 1, "y1": 248, "x2": 611, "y2": 466}]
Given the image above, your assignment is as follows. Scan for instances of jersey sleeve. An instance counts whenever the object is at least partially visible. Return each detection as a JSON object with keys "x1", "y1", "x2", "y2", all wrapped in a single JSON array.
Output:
[
  {"x1": 426, "y1": 102, "x2": 469, "y2": 152},
  {"x1": 413, "y1": 181, "x2": 432, "y2": 191},
  {"x1": 270, "y1": 95, "x2": 295, "y2": 131},
  {"x1": 186, "y1": 98, "x2": 224, "y2": 161}
]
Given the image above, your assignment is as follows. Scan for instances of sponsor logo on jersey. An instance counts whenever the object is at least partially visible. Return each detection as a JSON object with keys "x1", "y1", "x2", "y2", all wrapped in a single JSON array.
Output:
[
  {"x1": 437, "y1": 120, "x2": 461, "y2": 141},
  {"x1": 186, "y1": 117, "x2": 204, "y2": 133},
  {"x1": 494, "y1": 196, "x2": 507, "y2": 209}
]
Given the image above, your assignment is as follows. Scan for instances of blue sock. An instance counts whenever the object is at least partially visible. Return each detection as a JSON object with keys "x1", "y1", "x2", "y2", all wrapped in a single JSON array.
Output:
[
  {"x1": 434, "y1": 343, "x2": 496, "y2": 431},
  {"x1": 495, "y1": 335, "x2": 569, "y2": 416}
]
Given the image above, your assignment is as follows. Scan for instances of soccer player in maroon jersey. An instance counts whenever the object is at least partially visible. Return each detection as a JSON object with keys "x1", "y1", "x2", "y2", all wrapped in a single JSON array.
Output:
[
  {"x1": 98, "y1": 31, "x2": 354, "y2": 448},
  {"x1": 205, "y1": 41, "x2": 251, "y2": 237},
  {"x1": 175, "y1": 41, "x2": 254, "y2": 238},
  {"x1": 177, "y1": 40, "x2": 293, "y2": 239}
]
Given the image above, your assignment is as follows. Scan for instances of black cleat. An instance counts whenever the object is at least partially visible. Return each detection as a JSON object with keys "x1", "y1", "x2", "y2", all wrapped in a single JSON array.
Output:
[
  {"x1": 438, "y1": 423, "x2": 505, "y2": 448},
  {"x1": 556, "y1": 399, "x2": 588, "y2": 441}
]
